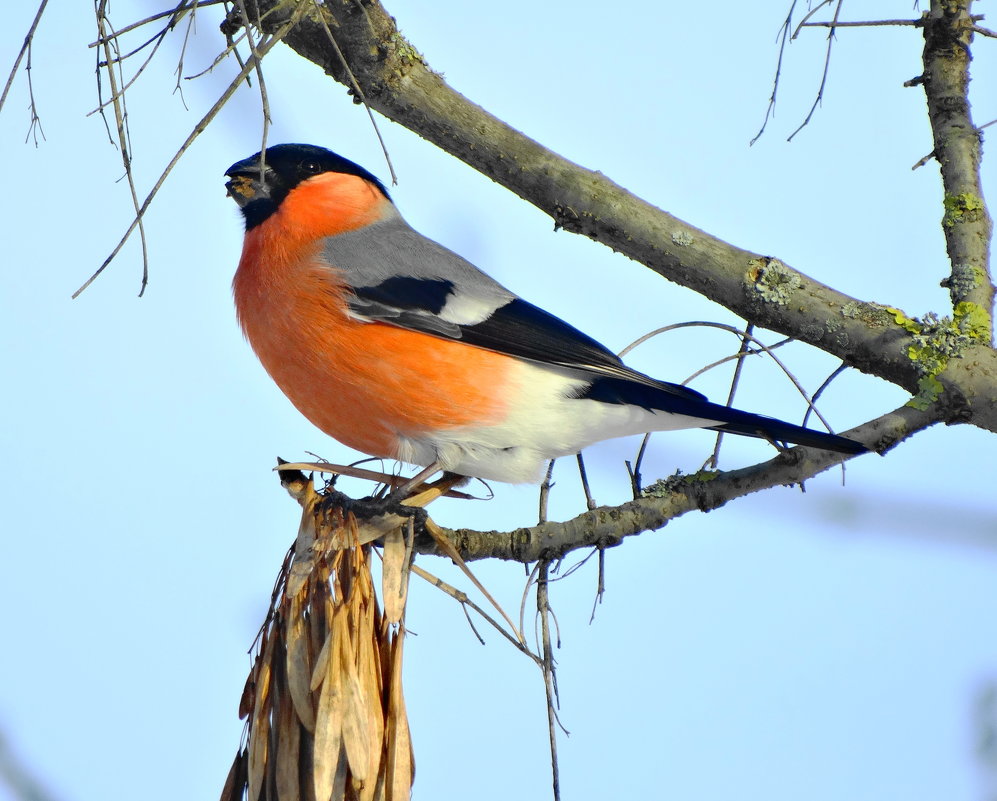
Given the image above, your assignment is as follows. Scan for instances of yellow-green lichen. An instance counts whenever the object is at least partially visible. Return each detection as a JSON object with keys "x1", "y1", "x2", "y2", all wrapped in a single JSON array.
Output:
[
  {"x1": 885, "y1": 306, "x2": 922, "y2": 334},
  {"x1": 390, "y1": 32, "x2": 423, "y2": 65},
  {"x1": 640, "y1": 469, "x2": 719, "y2": 498},
  {"x1": 953, "y1": 301, "x2": 992, "y2": 339},
  {"x1": 892, "y1": 307, "x2": 988, "y2": 409},
  {"x1": 942, "y1": 193, "x2": 985, "y2": 227}
]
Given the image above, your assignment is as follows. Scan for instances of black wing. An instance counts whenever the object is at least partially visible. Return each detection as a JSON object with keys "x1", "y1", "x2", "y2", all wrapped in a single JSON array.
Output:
[
  {"x1": 347, "y1": 276, "x2": 867, "y2": 455},
  {"x1": 347, "y1": 278, "x2": 709, "y2": 404}
]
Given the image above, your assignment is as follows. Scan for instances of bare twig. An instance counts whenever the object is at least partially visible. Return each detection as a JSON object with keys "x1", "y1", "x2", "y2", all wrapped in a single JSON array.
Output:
[
  {"x1": 619, "y1": 321, "x2": 845, "y2": 441},
  {"x1": 233, "y1": 0, "x2": 272, "y2": 165},
  {"x1": 626, "y1": 434, "x2": 651, "y2": 498},
  {"x1": 801, "y1": 364, "x2": 849, "y2": 429},
  {"x1": 73, "y1": 5, "x2": 306, "y2": 298},
  {"x1": 703, "y1": 324, "x2": 756, "y2": 470},
  {"x1": 800, "y1": 18, "x2": 922, "y2": 29},
  {"x1": 538, "y1": 459, "x2": 555, "y2": 524},
  {"x1": 22, "y1": 35, "x2": 45, "y2": 145},
  {"x1": 681, "y1": 337, "x2": 793, "y2": 384},
  {"x1": 588, "y1": 548, "x2": 606, "y2": 624},
  {"x1": 751, "y1": 0, "x2": 800, "y2": 145},
  {"x1": 88, "y1": 0, "x2": 227, "y2": 47},
  {"x1": 1, "y1": 0, "x2": 49, "y2": 116},
  {"x1": 308, "y1": 0, "x2": 397, "y2": 184},
  {"x1": 788, "y1": 0, "x2": 844, "y2": 141},
  {"x1": 410, "y1": 563, "x2": 541, "y2": 664},
  {"x1": 184, "y1": 24, "x2": 250, "y2": 80},
  {"x1": 575, "y1": 453, "x2": 596, "y2": 510},
  {"x1": 791, "y1": 0, "x2": 836, "y2": 39},
  {"x1": 538, "y1": 561, "x2": 562, "y2": 801},
  {"x1": 173, "y1": 2, "x2": 203, "y2": 107},
  {"x1": 94, "y1": 0, "x2": 150, "y2": 296}
]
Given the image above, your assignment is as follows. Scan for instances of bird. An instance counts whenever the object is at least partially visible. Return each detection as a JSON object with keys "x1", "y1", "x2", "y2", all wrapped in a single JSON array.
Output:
[{"x1": 225, "y1": 143, "x2": 866, "y2": 486}]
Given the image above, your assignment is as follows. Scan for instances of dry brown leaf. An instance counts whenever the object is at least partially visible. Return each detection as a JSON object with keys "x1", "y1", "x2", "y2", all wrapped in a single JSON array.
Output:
[
  {"x1": 275, "y1": 680, "x2": 302, "y2": 801},
  {"x1": 335, "y1": 585, "x2": 373, "y2": 785},
  {"x1": 238, "y1": 674, "x2": 255, "y2": 720},
  {"x1": 341, "y1": 667, "x2": 374, "y2": 785},
  {"x1": 313, "y1": 620, "x2": 346, "y2": 800},
  {"x1": 357, "y1": 597, "x2": 385, "y2": 800},
  {"x1": 331, "y1": 747, "x2": 350, "y2": 801},
  {"x1": 311, "y1": 632, "x2": 333, "y2": 693},
  {"x1": 219, "y1": 748, "x2": 248, "y2": 801},
  {"x1": 385, "y1": 633, "x2": 414, "y2": 801},
  {"x1": 287, "y1": 594, "x2": 317, "y2": 731},
  {"x1": 381, "y1": 527, "x2": 409, "y2": 625},
  {"x1": 247, "y1": 634, "x2": 275, "y2": 801}
]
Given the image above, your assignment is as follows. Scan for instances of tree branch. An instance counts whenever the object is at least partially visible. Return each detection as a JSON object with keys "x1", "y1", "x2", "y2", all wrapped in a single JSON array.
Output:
[
  {"x1": 235, "y1": 0, "x2": 997, "y2": 435},
  {"x1": 921, "y1": 0, "x2": 995, "y2": 337},
  {"x1": 419, "y1": 404, "x2": 936, "y2": 563}
]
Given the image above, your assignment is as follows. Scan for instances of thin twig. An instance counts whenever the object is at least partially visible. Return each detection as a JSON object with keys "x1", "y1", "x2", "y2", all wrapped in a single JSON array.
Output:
[
  {"x1": 619, "y1": 320, "x2": 843, "y2": 441},
  {"x1": 801, "y1": 364, "x2": 848, "y2": 428},
  {"x1": 234, "y1": 0, "x2": 272, "y2": 166},
  {"x1": 87, "y1": 0, "x2": 227, "y2": 47},
  {"x1": 588, "y1": 548, "x2": 606, "y2": 624},
  {"x1": 422, "y1": 518, "x2": 526, "y2": 644},
  {"x1": 1, "y1": 0, "x2": 50, "y2": 116},
  {"x1": 91, "y1": 20, "x2": 173, "y2": 114},
  {"x1": 681, "y1": 337, "x2": 792, "y2": 385},
  {"x1": 410, "y1": 563, "x2": 541, "y2": 664},
  {"x1": 628, "y1": 434, "x2": 651, "y2": 498},
  {"x1": 309, "y1": 0, "x2": 397, "y2": 184},
  {"x1": 537, "y1": 561, "x2": 562, "y2": 801},
  {"x1": 575, "y1": 453, "x2": 596, "y2": 510},
  {"x1": 787, "y1": 0, "x2": 844, "y2": 142},
  {"x1": 791, "y1": 0, "x2": 839, "y2": 38},
  {"x1": 184, "y1": 24, "x2": 249, "y2": 80},
  {"x1": 799, "y1": 18, "x2": 921, "y2": 29},
  {"x1": 538, "y1": 459, "x2": 555, "y2": 524},
  {"x1": 519, "y1": 561, "x2": 541, "y2": 645},
  {"x1": 23, "y1": 36, "x2": 45, "y2": 145},
  {"x1": 95, "y1": 0, "x2": 150, "y2": 296},
  {"x1": 703, "y1": 324, "x2": 755, "y2": 469},
  {"x1": 751, "y1": 0, "x2": 799, "y2": 145},
  {"x1": 173, "y1": 1, "x2": 203, "y2": 108},
  {"x1": 802, "y1": 362, "x2": 851, "y2": 485},
  {"x1": 73, "y1": 6, "x2": 306, "y2": 298}
]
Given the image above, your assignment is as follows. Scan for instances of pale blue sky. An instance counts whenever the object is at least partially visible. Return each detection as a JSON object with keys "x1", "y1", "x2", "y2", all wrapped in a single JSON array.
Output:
[{"x1": 2, "y1": 2, "x2": 996, "y2": 800}]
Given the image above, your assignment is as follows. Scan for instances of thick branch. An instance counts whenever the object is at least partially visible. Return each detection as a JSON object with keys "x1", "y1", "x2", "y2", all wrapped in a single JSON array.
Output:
[
  {"x1": 922, "y1": 0, "x2": 995, "y2": 333},
  {"x1": 240, "y1": 0, "x2": 997, "y2": 435},
  {"x1": 422, "y1": 405, "x2": 936, "y2": 562}
]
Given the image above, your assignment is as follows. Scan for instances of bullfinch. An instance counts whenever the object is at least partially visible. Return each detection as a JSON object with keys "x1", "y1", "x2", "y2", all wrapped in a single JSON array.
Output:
[{"x1": 225, "y1": 143, "x2": 866, "y2": 485}]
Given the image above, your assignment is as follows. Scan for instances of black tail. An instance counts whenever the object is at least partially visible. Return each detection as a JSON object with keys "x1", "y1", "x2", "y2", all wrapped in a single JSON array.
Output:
[
  {"x1": 705, "y1": 415, "x2": 867, "y2": 454},
  {"x1": 580, "y1": 376, "x2": 867, "y2": 455}
]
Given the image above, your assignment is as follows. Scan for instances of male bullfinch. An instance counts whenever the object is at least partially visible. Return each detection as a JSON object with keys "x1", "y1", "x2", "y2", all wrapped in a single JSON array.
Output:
[{"x1": 225, "y1": 143, "x2": 866, "y2": 485}]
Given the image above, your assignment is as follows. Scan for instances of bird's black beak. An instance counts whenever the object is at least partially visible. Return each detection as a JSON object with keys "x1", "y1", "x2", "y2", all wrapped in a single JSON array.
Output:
[{"x1": 225, "y1": 156, "x2": 271, "y2": 208}]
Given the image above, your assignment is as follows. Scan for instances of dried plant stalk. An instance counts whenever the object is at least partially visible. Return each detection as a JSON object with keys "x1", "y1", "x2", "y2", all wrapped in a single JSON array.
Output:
[{"x1": 224, "y1": 478, "x2": 414, "y2": 801}]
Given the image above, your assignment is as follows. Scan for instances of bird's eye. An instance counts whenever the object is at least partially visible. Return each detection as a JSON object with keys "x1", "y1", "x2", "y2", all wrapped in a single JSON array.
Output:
[{"x1": 300, "y1": 160, "x2": 322, "y2": 176}]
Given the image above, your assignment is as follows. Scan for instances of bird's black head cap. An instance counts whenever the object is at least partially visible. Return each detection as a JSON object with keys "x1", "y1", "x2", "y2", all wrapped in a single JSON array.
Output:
[{"x1": 225, "y1": 143, "x2": 390, "y2": 230}]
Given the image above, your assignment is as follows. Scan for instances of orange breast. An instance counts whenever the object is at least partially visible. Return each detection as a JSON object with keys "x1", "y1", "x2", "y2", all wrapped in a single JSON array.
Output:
[{"x1": 233, "y1": 185, "x2": 513, "y2": 459}]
